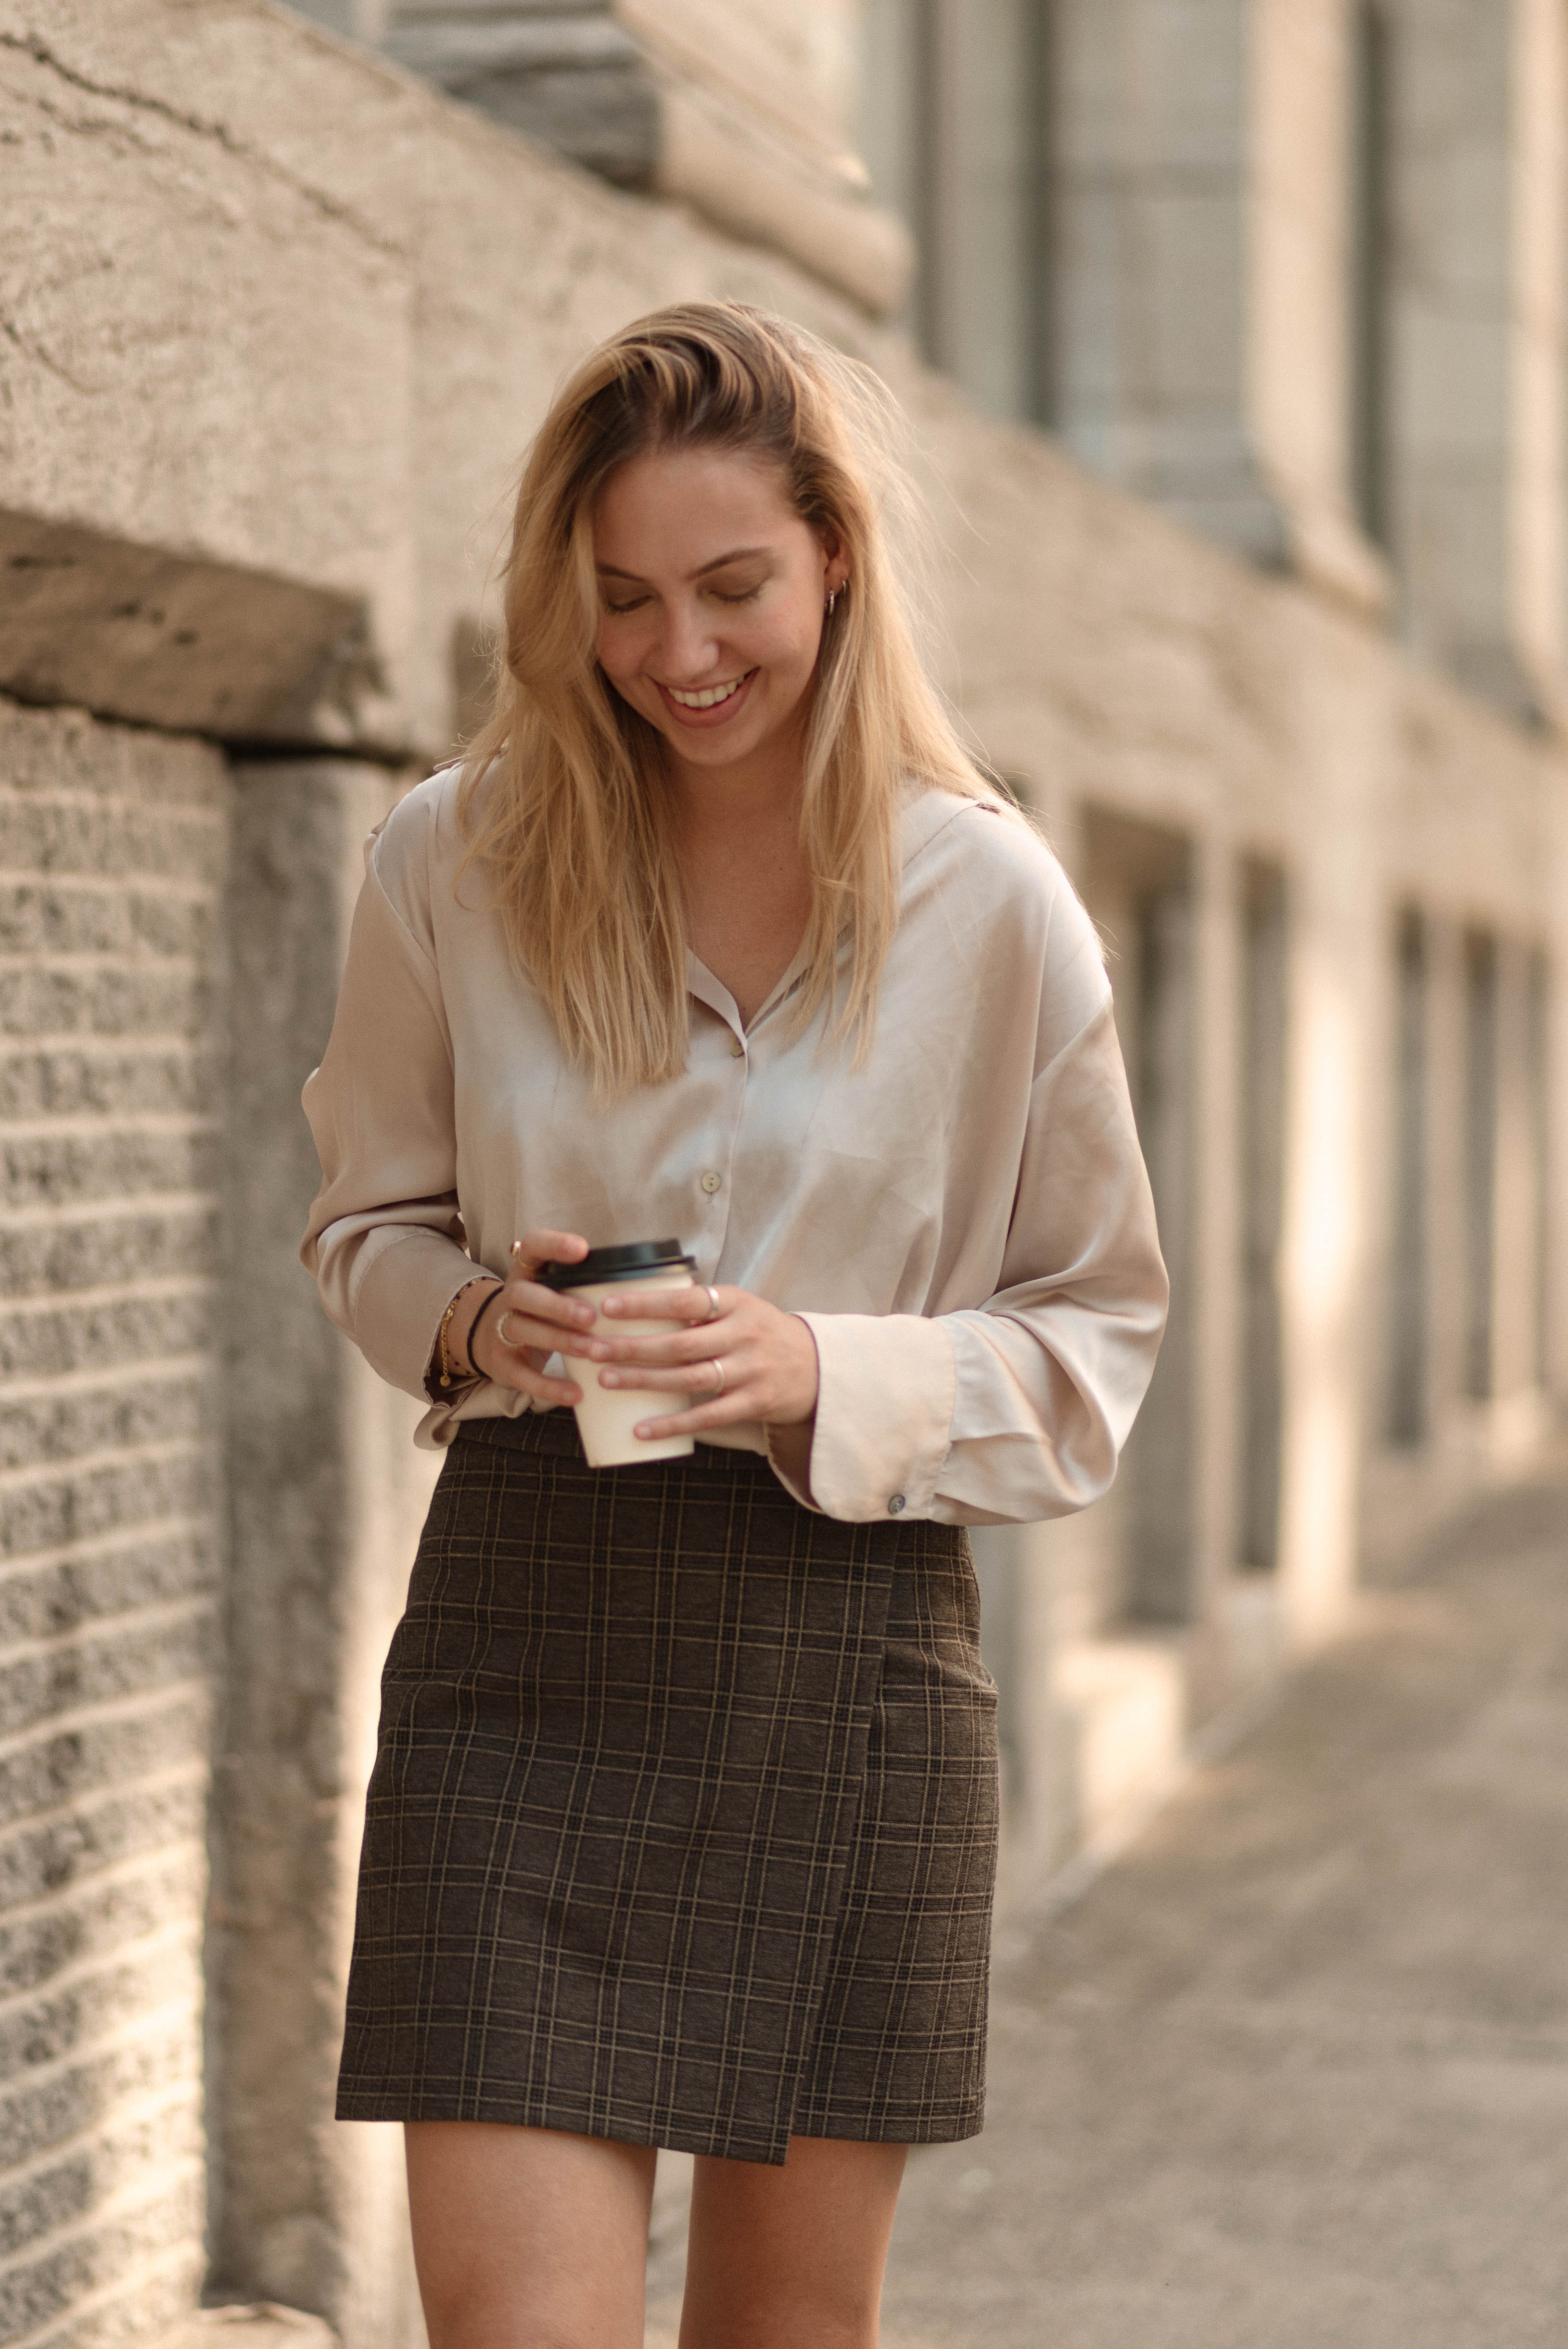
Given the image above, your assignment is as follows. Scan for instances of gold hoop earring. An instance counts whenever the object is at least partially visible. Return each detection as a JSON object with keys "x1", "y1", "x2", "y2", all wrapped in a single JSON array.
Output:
[{"x1": 825, "y1": 583, "x2": 846, "y2": 617}]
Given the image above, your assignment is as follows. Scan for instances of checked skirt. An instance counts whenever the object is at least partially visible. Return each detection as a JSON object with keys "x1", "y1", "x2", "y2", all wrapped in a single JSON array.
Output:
[{"x1": 336, "y1": 1409, "x2": 998, "y2": 2165}]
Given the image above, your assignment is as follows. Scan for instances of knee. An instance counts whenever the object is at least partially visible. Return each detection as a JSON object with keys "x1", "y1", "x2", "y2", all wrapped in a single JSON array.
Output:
[
  {"x1": 682, "y1": 2287, "x2": 880, "y2": 2349},
  {"x1": 420, "y1": 2283, "x2": 612, "y2": 2349}
]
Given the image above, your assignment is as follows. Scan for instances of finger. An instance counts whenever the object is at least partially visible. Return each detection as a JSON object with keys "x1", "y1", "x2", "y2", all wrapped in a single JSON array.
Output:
[
  {"x1": 596, "y1": 1322, "x2": 749, "y2": 1367},
  {"x1": 599, "y1": 1285, "x2": 730, "y2": 1323},
  {"x1": 492, "y1": 1311, "x2": 610, "y2": 1360},
  {"x1": 507, "y1": 1230, "x2": 590, "y2": 1281},
  {"x1": 501, "y1": 1283, "x2": 605, "y2": 1345},
  {"x1": 629, "y1": 1397, "x2": 753, "y2": 1439},
  {"x1": 595, "y1": 1361, "x2": 731, "y2": 1393},
  {"x1": 486, "y1": 1358, "x2": 583, "y2": 1406}
]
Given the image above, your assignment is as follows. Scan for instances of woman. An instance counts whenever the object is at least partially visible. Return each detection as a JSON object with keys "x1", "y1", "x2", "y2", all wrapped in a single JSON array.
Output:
[{"x1": 302, "y1": 302, "x2": 1167, "y2": 2349}]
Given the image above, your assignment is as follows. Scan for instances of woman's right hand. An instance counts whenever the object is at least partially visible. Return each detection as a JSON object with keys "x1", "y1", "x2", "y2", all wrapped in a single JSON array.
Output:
[{"x1": 453, "y1": 1229, "x2": 605, "y2": 1404}]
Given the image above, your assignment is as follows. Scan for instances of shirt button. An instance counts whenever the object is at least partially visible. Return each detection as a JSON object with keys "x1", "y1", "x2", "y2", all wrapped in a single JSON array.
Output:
[
  {"x1": 730, "y1": 1038, "x2": 745, "y2": 1058},
  {"x1": 701, "y1": 1170, "x2": 723, "y2": 1195},
  {"x1": 888, "y1": 1494, "x2": 906, "y2": 1515}
]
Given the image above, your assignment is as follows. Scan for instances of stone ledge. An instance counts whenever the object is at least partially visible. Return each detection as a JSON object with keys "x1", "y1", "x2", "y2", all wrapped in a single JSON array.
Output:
[
  {"x1": 159, "y1": 2307, "x2": 338, "y2": 2349},
  {"x1": 0, "y1": 514, "x2": 405, "y2": 756}
]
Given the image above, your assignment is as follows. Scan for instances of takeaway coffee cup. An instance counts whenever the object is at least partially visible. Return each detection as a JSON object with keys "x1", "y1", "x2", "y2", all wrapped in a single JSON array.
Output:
[{"x1": 537, "y1": 1240, "x2": 699, "y2": 1468}]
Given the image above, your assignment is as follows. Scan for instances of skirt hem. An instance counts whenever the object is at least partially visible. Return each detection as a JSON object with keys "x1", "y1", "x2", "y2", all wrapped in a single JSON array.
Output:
[{"x1": 334, "y1": 2094, "x2": 987, "y2": 2168}]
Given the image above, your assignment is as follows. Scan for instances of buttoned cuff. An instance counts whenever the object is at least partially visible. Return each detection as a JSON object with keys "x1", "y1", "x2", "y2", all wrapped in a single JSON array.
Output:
[
  {"x1": 784, "y1": 1312, "x2": 956, "y2": 1522},
  {"x1": 348, "y1": 1226, "x2": 487, "y2": 1402}
]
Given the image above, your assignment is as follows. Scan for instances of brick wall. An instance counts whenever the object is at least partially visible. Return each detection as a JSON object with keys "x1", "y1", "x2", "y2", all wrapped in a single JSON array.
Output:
[{"x1": 0, "y1": 697, "x2": 229, "y2": 2349}]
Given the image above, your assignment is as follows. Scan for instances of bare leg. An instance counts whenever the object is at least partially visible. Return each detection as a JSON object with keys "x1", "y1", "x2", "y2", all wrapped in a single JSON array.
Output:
[
  {"x1": 678, "y1": 2136, "x2": 907, "y2": 2349},
  {"x1": 405, "y1": 2120, "x2": 657, "y2": 2349}
]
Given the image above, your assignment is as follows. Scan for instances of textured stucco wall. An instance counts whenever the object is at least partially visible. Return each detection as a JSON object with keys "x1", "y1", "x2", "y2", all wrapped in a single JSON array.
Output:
[{"x1": 0, "y1": 696, "x2": 228, "y2": 2347}]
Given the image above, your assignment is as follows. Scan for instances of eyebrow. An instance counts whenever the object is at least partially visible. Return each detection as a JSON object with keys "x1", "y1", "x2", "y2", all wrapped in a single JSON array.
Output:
[{"x1": 595, "y1": 545, "x2": 772, "y2": 583}]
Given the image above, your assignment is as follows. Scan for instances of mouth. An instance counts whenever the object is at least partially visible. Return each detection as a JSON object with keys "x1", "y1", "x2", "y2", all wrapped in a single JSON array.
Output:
[{"x1": 656, "y1": 670, "x2": 758, "y2": 726}]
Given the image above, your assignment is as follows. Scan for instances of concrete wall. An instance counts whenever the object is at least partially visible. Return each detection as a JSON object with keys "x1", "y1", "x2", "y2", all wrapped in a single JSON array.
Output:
[
  {"x1": 1, "y1": 0, "x2": 1566, "y2": 2339},
  {"x1": 210, "y1": 759, "x2": 438, "y2": 2349},
  {"x1": 911, "y1": 377, "x2": 1567, "y2": 1868},
  {"x1": 0, "y1": 697, "x2": 226, "y2": 2347}
]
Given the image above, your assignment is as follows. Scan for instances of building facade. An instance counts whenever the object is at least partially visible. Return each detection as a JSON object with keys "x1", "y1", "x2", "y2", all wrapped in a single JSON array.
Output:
[{"x1": 0, "y1": 2, "x2": 1563, "y2": 2344}]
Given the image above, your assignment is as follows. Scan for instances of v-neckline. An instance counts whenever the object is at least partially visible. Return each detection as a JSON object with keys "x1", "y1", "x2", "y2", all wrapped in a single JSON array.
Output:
[{"x1": 685, "y1": 939, "x2": 810, "y2": 1039}]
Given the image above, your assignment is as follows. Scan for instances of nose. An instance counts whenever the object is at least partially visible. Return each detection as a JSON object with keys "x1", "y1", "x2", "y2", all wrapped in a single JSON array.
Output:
[{"x1": 655, "y1": 594, "x2": 721, "y2": 683}]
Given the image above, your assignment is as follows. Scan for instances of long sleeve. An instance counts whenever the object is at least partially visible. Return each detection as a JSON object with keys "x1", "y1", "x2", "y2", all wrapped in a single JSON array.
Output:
[
  {"x1": 299, "y1": 771, "x2": 1165, "y2": 1487},
  {"x1": 781, "y1": 999, "x2": 1168, "y2": 1528},
  {"x1": 300, "y1": 843, "x2": 480, "y2": 1401}
]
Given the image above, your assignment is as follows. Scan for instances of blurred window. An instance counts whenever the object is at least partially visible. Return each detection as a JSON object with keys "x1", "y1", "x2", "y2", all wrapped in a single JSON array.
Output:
[
  {"x1": 1082, "y1": 809, "x2": 1195, "y2": 1624},
  {"x1": 1239, "y1": 858, "x2": 1288, "y2": 1565},
  {"x1": 1527, "y1": 948, "x2": 1550, "y2": 1388},
  {"x1": 1349, "y1": 0, "x2": 1394, "y2": 551},
  {"x1": 861, "y1": 0, "x2": 1055, "y2": 425},
  {"x1": 1387, "y1": 905, "x2": 1428, "y2": 1445},
  {"x1": 1462, "y1": 928, "x2": 1499, "y2": 1402}
]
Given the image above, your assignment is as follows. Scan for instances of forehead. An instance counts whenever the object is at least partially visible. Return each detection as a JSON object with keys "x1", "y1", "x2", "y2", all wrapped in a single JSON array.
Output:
[{"x1": 592, "y1": 445, "x2": 805, "y2": 569}]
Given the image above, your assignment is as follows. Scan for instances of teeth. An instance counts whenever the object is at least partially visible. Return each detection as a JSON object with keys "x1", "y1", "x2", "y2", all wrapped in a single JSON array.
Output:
[{"x1": 667, "y1": 677, "x2": 746, "y2": 710}]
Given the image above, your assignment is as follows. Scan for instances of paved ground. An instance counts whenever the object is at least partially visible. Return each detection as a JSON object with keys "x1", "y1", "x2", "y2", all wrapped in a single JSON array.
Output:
[{"x1": 646, "y1": 1468, "x2": 1568, "y2": 2346}]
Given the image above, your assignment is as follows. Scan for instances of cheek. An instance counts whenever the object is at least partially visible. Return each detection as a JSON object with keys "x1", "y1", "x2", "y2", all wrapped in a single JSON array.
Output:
[
  {"x1": 596, "y1": 627, "x2": 646, "y2": 693},
  {"x1": 755, "y1": 606, "x2": 821, "y2": 684}
]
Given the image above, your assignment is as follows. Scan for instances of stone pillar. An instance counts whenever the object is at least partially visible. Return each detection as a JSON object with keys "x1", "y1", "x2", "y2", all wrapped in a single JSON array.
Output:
[
  {"x1": 1050, "y1": 0, "x2": 1289, "y2": 562},
  {"x1": 1273, "y1": 679, "x2": 1376, "y2": 1642},
  {"x1": 1382, "y1": 0, "x2": 1568, "y2": 718},
  {"x1": 209, "y1": 761, "x2": 439, "y2": 2349}
]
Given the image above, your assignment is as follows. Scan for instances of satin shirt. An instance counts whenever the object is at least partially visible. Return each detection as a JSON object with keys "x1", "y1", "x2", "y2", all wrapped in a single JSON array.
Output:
[{"x1": 300, "y1": 767, "x2": 1168, "y2": 1525}]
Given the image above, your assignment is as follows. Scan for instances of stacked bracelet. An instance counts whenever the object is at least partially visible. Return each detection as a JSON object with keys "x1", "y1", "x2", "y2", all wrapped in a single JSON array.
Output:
[
  {"x1": 466, "y1": 1284, "x2": 505, "y2": 1377},
  {"x1": 434, "y1": 1275, "x2": 502, "y2": 1390}
]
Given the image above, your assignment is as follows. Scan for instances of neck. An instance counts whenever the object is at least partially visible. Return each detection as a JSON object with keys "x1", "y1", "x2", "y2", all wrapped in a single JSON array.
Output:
[{"x1": 663, "y1": 727, "x2": 806, "y2": 843}]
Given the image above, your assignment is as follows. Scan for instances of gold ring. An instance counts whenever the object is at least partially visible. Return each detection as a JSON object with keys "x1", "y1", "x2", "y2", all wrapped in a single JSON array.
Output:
[
  {"x1": 711, "y1": 1356, "x2": 726, "y2": 1396},
  {"x1": 702, "y1": 1284, "x2": 722, "y2": 1322},
  {"x1": 496, "y1": 1310, "x2": 521, "y2": 1348}
]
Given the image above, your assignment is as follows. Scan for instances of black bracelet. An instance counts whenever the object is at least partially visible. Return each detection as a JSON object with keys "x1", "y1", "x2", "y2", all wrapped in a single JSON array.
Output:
[{"x1": 466, "y1": 1282, "x2": 506, "y2": 1377}]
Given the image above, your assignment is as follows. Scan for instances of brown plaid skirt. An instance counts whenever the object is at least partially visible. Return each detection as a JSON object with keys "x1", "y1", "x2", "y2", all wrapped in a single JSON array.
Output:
[{"x1": 336, "y1": 1411, "x2": 998, "y2": 2164}]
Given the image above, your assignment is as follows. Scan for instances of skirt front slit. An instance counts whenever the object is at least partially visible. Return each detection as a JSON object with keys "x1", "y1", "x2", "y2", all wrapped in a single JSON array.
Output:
[{"x1": 336, "y1": 1411, "x2": 998, "y2": 2165}]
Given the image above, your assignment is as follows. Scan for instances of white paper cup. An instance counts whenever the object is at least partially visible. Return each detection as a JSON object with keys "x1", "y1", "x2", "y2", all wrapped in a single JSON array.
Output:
[{"x1": 558, "y1": 1269, "x2": 698, "y2": 1468}]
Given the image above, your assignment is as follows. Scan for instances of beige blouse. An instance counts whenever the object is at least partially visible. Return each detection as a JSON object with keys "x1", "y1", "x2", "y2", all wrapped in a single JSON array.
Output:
[{"x1": 300, "y1": 767, "x2": 1168, "y2": 1526}]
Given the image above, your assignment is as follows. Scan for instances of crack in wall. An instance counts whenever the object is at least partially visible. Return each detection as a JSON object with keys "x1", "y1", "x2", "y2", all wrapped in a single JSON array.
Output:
[
  {"x1": 0, "y1": 302, "x2": 97, "y2": 396},
  {"x1": 0, "y1": 26, "x2": 408, "y2": 259}
]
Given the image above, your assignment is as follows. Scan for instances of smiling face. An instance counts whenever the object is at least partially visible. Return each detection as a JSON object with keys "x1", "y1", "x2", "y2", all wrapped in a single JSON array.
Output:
[{"x1": 592, "y1": 444, "x2": 845, "y2": 787}]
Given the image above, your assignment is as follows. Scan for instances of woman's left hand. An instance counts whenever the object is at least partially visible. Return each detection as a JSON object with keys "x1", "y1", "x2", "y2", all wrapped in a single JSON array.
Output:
[{"x1": 595, "y1": 1283, "x2": 819, "y2": 1441}]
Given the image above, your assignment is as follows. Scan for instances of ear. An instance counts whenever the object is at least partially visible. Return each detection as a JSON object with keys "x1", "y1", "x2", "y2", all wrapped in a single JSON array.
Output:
[{"x1": 818, "y1": 530, "x2": 848, "y2": 596}]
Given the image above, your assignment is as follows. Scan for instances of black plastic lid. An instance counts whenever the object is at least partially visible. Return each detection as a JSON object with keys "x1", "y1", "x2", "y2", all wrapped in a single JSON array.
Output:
[{"x1": 535, "y1": 1239, "x2": 695, "y2": 1291}]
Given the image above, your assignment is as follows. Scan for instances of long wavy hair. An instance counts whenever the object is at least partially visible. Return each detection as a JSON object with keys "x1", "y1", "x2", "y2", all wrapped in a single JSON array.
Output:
[{"x1": 458, "y1": 301, "x2": 998, "y2": 1094}]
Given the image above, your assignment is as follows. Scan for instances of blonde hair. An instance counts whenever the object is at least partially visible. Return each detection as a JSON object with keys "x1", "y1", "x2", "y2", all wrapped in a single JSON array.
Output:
[{"x1": 459, "y1": 301, "x2": 996, "y2": 1093}]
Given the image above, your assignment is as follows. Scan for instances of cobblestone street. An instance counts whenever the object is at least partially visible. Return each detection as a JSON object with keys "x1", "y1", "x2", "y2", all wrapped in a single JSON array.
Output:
[{"x1": 646, "y1": 1470, "x2": 1568, "y2": 2346}]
